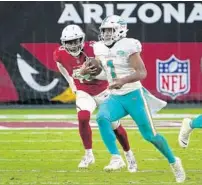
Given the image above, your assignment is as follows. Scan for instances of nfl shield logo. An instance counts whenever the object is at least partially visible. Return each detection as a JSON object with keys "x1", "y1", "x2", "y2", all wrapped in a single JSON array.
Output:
[{"x1": 156, "y1": 55, "x2": 190, "y2": 99}]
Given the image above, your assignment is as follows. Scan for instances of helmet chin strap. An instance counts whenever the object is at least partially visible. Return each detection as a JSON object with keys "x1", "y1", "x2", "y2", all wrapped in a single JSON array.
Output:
[
  {"x1": 65, "y1": 44, "x2": 81, "y2": 57},
  {"x1": 104, "y1": 40, "x2": 114, "y2": 46},
  {"x1": 105, "y1": 40, "x2": 116, "y2": 48},
  {"x1": 69, "y1": 51, "x2": 80, "y2": 57},
  {"x1": 103, "y1": 34, "x2": 114, "y2": 46}
]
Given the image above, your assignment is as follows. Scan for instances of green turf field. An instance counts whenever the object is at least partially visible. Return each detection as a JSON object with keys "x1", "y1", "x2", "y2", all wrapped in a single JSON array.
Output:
[
  {"x1": 0, "y1": 108, "x2": 201, "y2": 184},
  {"x1": 0, "y1": 108, "x2": 201, "y2": 121},
  {"x1": 0, "y1": 129, "x2": 201, "y2": 185},
  {"x1": 0, "y1": 108, "x2": 201, "y2": 115}
]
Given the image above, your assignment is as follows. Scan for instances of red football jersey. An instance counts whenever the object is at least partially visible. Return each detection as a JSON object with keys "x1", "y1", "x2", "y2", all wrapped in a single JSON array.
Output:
[{"x1": 53, "y1": 41, "x2": 108, "y2": 96}]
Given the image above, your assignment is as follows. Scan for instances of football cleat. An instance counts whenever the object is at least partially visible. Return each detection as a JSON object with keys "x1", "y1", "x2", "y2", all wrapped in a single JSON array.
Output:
[
  {"x1": 78, "y1": 154, "x2": 95, "y2": 168},
  {"x1": 170, "y1": 157, "x2": 186, "y2": 183},
  {"x1": 124, "y1": 151, "x2": 137, "y2": 173},
  {"x1": 178, "y1": 118, "x2": 193, "y2": 148},
  {"x1": 104, "y1": 155, "x2": 126, "y2": 171}
]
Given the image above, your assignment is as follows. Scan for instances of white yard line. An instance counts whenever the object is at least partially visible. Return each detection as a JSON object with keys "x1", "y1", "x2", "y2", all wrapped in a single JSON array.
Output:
[
  {"x1": 2, "y1": 148, "x2": 201, "y2": 152},
  {"x1": 0, "y1": 137, "x2": 196, "y2": 142},
  {"x1": 0, "y1": 127, "x2": 184, "y2": 130},
  {"x1": 0, "y1": 131, "x2": 71, "y2": 134},
  {"x1": 0, "y1": 131, "x2": 183, "y2": 134},
  {"x1": 0, "y1": 114, "x2": 199, "y2": 120},
  {"x1": 0, "y1": 139, "x2": 102, "y2": 143}
]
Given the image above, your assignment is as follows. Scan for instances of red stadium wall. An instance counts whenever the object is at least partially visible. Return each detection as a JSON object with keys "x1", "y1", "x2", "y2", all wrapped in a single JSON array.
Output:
[{"x1": 0, "y1": 42, "x2": 201, "y2": 102}]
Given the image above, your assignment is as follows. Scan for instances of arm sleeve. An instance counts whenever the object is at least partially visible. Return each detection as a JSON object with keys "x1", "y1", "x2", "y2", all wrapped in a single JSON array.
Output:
[
  {"x1": 56, "y1": 62, "x2": 77, "y2": 93},
  {"x1": 93, "y1": 42, "x2": 101, "y2": 56},
  {"x1": 53, "y1": 49, "x2": 60, "y2": 63},
  {"x1": 128, "y1": 39, "x2": 142, "y2": 56}
]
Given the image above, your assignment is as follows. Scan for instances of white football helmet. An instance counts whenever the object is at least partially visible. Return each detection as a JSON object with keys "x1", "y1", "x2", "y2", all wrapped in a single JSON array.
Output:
[
  {"x1": 60, "y1": 25, "x2": 85, "y2": 56},
  {"x1": 99, "y1": 15, "x2": 128, "y2": 46}
]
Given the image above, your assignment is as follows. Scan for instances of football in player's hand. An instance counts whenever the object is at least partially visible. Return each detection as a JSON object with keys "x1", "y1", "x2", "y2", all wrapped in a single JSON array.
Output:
[{"x1": 88, "y1": 58, "x2": 102, "y2": 76}]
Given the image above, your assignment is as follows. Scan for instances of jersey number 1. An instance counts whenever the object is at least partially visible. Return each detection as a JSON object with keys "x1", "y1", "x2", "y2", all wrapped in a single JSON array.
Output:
[{"x1": 107, "y1": 60, "x2": 117, "y2": 79}]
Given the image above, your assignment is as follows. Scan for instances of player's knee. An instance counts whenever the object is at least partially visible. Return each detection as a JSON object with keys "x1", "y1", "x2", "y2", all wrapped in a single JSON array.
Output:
[
  {"x1": 96, "y1": 114, "x2": 106, "y2": 125},
  {"x1": 96, "y1": 111, "x2": 109, "y2": 126},
  {"x1": 78, "y1": 110, "x2": 91, "y2": 123},
  {"x1": 111, "y1": 120, "x2": 120, "y2": 130},
  {"x1": 143, "y1": 133, "x2": 162, "y2": 146},
  {"x1": 142, "y1": 132, "x2": 156, "y2": 143},
  {"x1": 97, "y1": 121, "x2": 117, "y2": 142}
]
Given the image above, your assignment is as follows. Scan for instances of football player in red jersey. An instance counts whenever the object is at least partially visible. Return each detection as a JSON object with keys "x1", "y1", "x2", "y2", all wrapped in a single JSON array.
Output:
[{"x1": 53, "y1": 25, "x2": 136, "y2": 171}]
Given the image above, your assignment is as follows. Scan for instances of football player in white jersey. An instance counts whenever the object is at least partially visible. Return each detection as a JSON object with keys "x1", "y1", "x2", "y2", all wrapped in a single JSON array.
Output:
[
  {"x1": 179, "y1": 115, "x2": 202, "y2": 148},
  {"x1": 91, "y1": 15, "x2": 186, "y2": 183}
]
